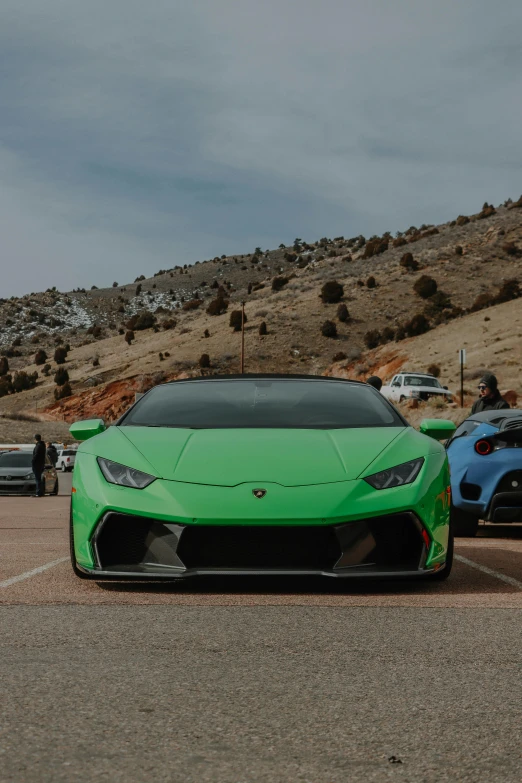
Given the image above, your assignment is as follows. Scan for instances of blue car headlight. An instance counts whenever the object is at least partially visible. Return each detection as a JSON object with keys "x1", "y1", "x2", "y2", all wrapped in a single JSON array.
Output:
[
  {"x1": 364, "y1": 458, "x2": 424, "y2": 490},
  {"x1": 97, "y1": 458, "x2": 156, "y2": 489}
]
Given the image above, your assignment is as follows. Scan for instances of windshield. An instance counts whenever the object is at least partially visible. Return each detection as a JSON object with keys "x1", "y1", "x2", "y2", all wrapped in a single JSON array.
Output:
[
  {"x1": 121, "y1": 379, "x2": 404, "y2": 430},
  {"x1": 0, "y1": 452, "x2": 33, "y2": 467},
  {"x1": 404, "y1": 375, "x2": 442, "y2": 389}
]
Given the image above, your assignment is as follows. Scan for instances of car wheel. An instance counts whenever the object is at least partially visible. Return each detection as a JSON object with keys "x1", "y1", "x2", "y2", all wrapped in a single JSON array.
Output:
[
  {"x1": 399, "y1": 395, "x2": 405, "y2": 402},
  {"x1": 451, "y1": 506, "x2": 479, "y2": 537},
  {"x1": 425, "y1": 525, "x2": 453, "y2": 581},
  {"x1": 69, "y1": 504, "x2": 93, "y2": 579},
  {"x1": 51, "y1": 479, "x2": 59, "y2": 496}
]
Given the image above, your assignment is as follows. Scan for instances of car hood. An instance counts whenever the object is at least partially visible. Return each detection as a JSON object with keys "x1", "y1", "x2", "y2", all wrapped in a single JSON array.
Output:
[
  {"x1": 100, "y1": 426, "x2": 408, "y2": 487},
  {"x1": 0, "y1": 467, "x2": 33, "y2": 477}
]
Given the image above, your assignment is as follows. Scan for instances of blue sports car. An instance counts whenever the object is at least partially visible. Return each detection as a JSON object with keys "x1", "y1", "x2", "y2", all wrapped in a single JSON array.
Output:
[{"x1": 447, "y1": 409, "x2": 522, "y2": 536}]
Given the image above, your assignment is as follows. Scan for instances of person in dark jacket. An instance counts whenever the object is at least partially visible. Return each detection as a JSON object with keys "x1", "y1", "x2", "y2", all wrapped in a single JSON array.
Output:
[
  {"x1": 471, "y1": 373, "x2": 510, "y2": 414},
  {"x1": 32, "y1": 434, "x2": 46, "y2": 497},
  {"x1": 367, "y1": 376, "x2": 383, "y2": 392},
  {"x1": 46, "y1": 442, "x2": 58, "y2": 467}
]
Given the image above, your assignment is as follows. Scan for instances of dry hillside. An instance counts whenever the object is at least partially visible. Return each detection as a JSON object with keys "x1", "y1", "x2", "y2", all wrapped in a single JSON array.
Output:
[{"x1": 1, "y1": 196, "x2": 522, "y2": 439}]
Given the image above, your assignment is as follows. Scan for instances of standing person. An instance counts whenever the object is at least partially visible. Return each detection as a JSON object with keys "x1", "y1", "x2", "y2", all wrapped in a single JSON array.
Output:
[
  {"x1": 471, "y1": 373, "x2": 510, "y2": 414},
  {"x1": 367, "y1": 376, "x2": 383, "y2": 392},
  {"x1": 46, "y1": 442, "x2": 58, "y2": 467},
  {"x1": 32, "y1": 434, "x2": 46, "y2": 498}
]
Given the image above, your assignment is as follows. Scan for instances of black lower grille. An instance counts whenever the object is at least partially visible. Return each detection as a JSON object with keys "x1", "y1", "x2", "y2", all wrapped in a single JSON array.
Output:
[
  {"x1": 178, "y1": 526, "x2": 341, "y2": 569},
  {"x1": 93, "y1": 512, "x2": 425, "y2": 573}
]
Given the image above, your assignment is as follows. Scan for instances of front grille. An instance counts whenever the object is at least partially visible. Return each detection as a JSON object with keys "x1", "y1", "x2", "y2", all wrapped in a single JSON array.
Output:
[
  {"x1": 178, "y1": 526, "x2": 341, "y2": 569},
  {"x1": 0, "y1": 485, "x2": 33, "y2": 495},
  {"x1": 92, "y1": 512, "x2": 425, "y2": 573}
]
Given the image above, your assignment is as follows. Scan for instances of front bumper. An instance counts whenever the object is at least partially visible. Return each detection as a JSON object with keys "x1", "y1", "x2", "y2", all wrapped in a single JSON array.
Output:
[
  {"x1": 74, "y1": 510, "x2": 444, "y2": 579},
  {"x1": 0, "y1": 481, "x2": 36, "y2": 495}
]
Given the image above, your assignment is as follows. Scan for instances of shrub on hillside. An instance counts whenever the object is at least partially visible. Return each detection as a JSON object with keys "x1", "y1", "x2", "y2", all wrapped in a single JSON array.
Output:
[
  {"x1": 272, "y1": 275, "x2": 289, "y2": 291},
  {"x1": 456, "y1": 215, "x2": 470, "y2": 226},
  {"x1": 362, "y1": 238, "x2": 388, "y2": 259},
  {"x1": 477, "y1": 203, "x2": 496, "y2": 219},
  {"x1": 54, "y1": 347, "x2": 68, "y2": 365},
  {"x1": 332, "y1": 351, "x2": 347, "y2": 362},
  {"x1": 337, "y1": 303, "x2": 349, "y2": 322},
  {"x1": 320, "y1": 280, "x2": 344, "y2": 303},
  {"x1": 259, "y1": 321, "x2": 268, "y2": 336},
  {"x1": 455, "y1": 245, "x2": 463, "y2": 256},
  {"x1": 404, "y1": 313, "x2": 430, "y2": 337},
  {"x1": 470, "y1": 293, "x2": 495, "y2": 312},
  {"x1": 199, "y1": 353, "x2": 210, "y2": 368},
  {"x1": 0, "y1": 357, "x2": 9, "y2": 376},
  {"x1": 0, "y1": 378, "x2": 11, "y2": 397},
  {"x1": 321, "y1": 320, "x2": 337, "y2": 338},
  {"x1": 125, "y1": 330, "x2": 135, "y2": 345},
  {"x1": 182, "y1": 299, "x2": 202, "y2": 311},
  {"x1": 503, "y1": 242, "x2": 521, "y2": 257},
  {"x1": 34, "y1": 349, "x2": 47, "y2": 365},
  {"x1": 54, "y1": 367, "x2": 69, "y2": 386},
  {"x1": 206, "y1": 295, "x2": 229, "y2": 316},
  {"x1": 229, "y1": 310, "x2": 247, "y2": 331},
  {"x1": 54, "y1": 382, "x2": 72, "y2": 400},
  {"x1": 42, "y1": 363, "x2": 51, "y2": 377},
  {"x1": 427, "y1": 364, "x2": 441, "y2": 378},
  {"x1": 400, "y1": 252, "x2": 418, "y2": 271},
  {"x1": 134, "y1": 311, "x2": 156, "y2": 330},
  {"x1": 413, "y1": 275, "x2": 437, "y2": 299},
  {"x1": 12, "y1": 371, "x2": 38, "y2": 393},
  {"x1": 162, "y1": 318, "x2": 177, "y2": 330},
  {"x1": 381, "y1": 326, "x2": 396, "y2": 342},
  {"x1": 393, "y1": 237, "x2": 407, "y2": 248},
  {"x1": 366, "y1": 275, "x2": 376, "y2": 288},
  {"x1": 364, "y1": 330, "x2": 381, "y2": 349},
  {"x1": 496, "y1": 279, "x2": 521, "y2": 303}
]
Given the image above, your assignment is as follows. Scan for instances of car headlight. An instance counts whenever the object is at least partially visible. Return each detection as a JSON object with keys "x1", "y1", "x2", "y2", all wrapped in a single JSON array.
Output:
[
  {"x1": 24, "y1": 472, "x2": 35, "y2": 480},
  {"x1": 97, "y1": 457, "x2": 156, "y2": 489},
  {"x1": 364, "y1": 458, "x2": 424, "y2": 490}
]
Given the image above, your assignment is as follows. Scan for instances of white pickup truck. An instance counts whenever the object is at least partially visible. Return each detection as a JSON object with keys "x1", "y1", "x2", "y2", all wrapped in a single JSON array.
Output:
[{"x1": 381, "y1": 373, "x2": 453, "y2": 403}]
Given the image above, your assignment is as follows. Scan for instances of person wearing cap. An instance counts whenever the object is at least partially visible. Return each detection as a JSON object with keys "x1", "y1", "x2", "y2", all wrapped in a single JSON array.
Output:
[
  {"x1": 367, "y1": 376, "x2": 383, "y2": 392},
  {"x1": 471, "y1": 373, "x2": 509, "y2": 414}
]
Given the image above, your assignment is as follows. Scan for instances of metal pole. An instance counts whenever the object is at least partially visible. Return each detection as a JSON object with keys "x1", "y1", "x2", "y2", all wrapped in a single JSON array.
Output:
[
  {"x1": 460, "y1": 354, "x2": 464, "y2": 408},
  {"x1": 240, "y1": 301, "x2": 245, "y2": 374}
]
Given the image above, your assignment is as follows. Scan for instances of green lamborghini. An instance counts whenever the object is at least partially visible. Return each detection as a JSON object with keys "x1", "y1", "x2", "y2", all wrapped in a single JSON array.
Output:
[{"x1": 69, "y1": 375, "x2": 456, "y2": 581}]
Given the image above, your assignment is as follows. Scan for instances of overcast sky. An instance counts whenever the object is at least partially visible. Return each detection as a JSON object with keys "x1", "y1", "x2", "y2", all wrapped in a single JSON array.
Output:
[{"x1": 1, "y1": 0, "x2": 521, "y2": 297}]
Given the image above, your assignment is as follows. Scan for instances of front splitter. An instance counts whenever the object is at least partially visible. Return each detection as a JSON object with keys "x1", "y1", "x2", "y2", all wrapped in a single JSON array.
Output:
[{"x1": 75, "y1": 563, "x2": 443, "y2": 580}]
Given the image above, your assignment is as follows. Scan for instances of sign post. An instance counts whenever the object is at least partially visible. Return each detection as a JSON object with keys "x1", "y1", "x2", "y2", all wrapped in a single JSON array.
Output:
[
  {"x1": 458, "y1": 349, "x2": 466, "y2": 407},
  {"x1": 240, "y1": 301, "x2": 246, "y2": 374}
]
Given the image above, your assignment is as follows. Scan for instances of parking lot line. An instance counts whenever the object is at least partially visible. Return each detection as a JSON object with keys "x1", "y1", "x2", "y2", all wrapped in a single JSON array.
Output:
[
  {"x1": 0, "y1": 557, "x2": 69, "y2": 588},
  {"x1": 454, "y1": 553, "x2": 522, "y2": 589}
]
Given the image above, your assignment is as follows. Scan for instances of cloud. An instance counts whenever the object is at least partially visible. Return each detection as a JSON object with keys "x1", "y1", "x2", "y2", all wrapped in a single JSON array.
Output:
[{"x1": 1, "y1": 0, "x2": 522, "y2": 295}]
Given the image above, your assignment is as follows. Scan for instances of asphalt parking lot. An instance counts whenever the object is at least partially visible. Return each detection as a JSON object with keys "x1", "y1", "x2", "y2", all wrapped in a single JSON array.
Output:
[{"x1": 1, "y1": 475, "x2": 521, "y2": 782}]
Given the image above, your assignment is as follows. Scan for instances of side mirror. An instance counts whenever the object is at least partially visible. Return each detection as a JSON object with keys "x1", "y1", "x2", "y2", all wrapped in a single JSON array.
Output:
[
  {"x1": 419, "y1": 419, "x2": 456, "y2": 440},
  {"x1": 69, "y1": 418, "x2": 106, "y2": 442},
  {"x1": 443, "y1": 386, "x2": 448, "y2": 390}
]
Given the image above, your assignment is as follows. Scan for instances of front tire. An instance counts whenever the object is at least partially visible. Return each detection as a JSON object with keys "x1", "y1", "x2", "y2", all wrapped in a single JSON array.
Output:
[
  {"x1": 69, "y1": 504, "x2": 93, "y2": 579},
  {"x1": 451, "y1": 506, "x2": 479, "y2": 537}
]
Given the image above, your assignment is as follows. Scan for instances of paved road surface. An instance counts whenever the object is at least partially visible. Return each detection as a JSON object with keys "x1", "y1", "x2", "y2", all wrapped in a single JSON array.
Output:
[{"x1": 1, "y1": 475, "x2": 521, "y2": 782}]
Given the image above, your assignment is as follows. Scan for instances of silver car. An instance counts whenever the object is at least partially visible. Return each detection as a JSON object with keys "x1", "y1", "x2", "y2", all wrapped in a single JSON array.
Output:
[{"x1": 0, "y1": 450, "x2": 59, "y2": 496}]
